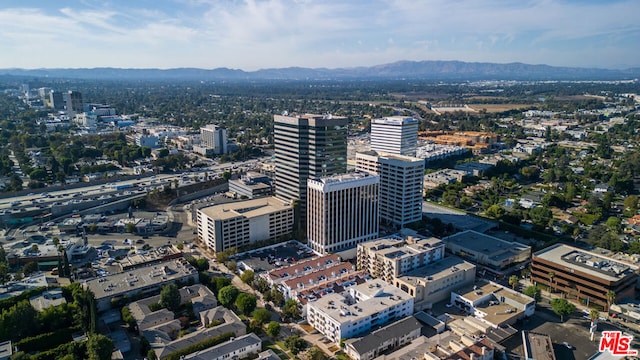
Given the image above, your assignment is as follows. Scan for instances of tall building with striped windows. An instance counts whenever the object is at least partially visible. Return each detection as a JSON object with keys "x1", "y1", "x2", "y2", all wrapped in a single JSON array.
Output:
[
  {"x1": 307, "y1": 172, "x2": 379, "y2": 254},
  {"x1": 370, "y1": 117, "x2": 419, "y2": 157},
  {"x1": 274, "y1": 113, "x2": 348, "y2": 231},
  {"x1": 356, "y1": 151, "x2": 425, "y2": 228}
]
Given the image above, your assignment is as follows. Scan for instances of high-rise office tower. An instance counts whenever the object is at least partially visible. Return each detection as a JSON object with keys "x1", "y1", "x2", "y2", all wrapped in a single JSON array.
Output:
[
  {"x1": 307, "y1": 172, "x2": 379, "y2": 254},
  {"x1": 200, "y1": 124, "x2": 228, "y2": 154},
  {"x1": 49, "y1": 91, "x2": 64, "y2": 110},
  {"x1": 356, "y1": 151, "x2": 425, "y2": 228},
  {"x1": 370, "y1": 116, "x2": 419, "y2": 156},
  {"x1": 274, "y1": 113, "x2": 348, "y2": 230},
  {"x1": 65, "y1": 90, "x2": 84, "y2": 115}
]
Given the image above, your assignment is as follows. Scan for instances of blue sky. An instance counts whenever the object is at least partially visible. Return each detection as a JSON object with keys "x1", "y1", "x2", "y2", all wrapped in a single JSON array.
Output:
[{"x1": 1, "y1": 0, "x2": 638, "y2": 70}]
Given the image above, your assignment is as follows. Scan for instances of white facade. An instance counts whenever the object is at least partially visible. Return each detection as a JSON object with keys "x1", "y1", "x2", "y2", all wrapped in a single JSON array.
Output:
[
  {"x1": 197, "y1": 197, "x2": 293, "y2": 253},
  {"x1": 307, "y1": 173, "x2": 379, "y2": 254},
  {"x1": 135, "y1": 134, "x2": 159, "y2": 148},
  {"x1": 200, "y1": 124, "x2": 228, "y2": 154},
  {"x1": 370, "y1": 117, "x2": 419, "y2": 156},
  {"x1": 307, "y1": 279, "x2": 414, "y2": 342},
  {"x1": 356, "y1": 152, "x2": 424, "y2": 227}
]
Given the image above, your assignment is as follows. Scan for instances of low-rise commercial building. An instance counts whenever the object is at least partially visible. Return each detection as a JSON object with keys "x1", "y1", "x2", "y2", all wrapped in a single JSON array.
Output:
[
  {"x1": 307, "y1": 279, "x2": 413, "y2": 343},
  {"x1": 450, "y1": 281, "x2": 536, "y2": 328},
  {"x1": 443, "y1": 230, "x2": 531, "y2": 271},
  {"x1": 84, "y1": 258, "x2": 199, "y2": 312},
  {"x1": 395, "y1": 256, "x2": 476, "y2": 312},
  {"x1": 344, "y1": 316, "x2": 423, "y2": 360},
  {"x1": 197, "y1": 196, "x2": 294, "y2": 253},
  {"x1": 531, "y1": 244, "x2": 638, "y2": 310},
  {"x1": 228, "y1": 172, "x2": 273, "y2": 199}
]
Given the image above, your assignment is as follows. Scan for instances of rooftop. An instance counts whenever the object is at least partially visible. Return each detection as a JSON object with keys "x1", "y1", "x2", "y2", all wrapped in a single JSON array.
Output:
[
  {"x1": 266, "y1": 254, "x2": 341, "y2": 282},
  {"x1": 346, "y1": 316, "x2": 423, "y2": 354},
  {"x1": 522, "y1": 331, "x2": 556, "y2": 360},
  {"x1": 372, "y1": 116, "x2": 418, "y2": 125},
  {"x1": 307, "y1": 172, "x2": 379, "y2": 190},
  {"x1": 310, "y1": 279, "x2": 412, "y2": 323},
  {"x1": 398, "y1": 256, "x2": 476, "y2": 284},
  {"x1": 197, "y1": 196, "x2": 292, "y2": 221},
  {"x1": 183, "y1": 333, "x2": 261, "y2": 360},
  {"x1": 84, "y1": 258, "x2": 197, "y2": 300},
  {"x1": 534, "y1": 244, "x2": 638, "y2": 281},
  {"x1": 283, "y1": 262, "x2": 355, "y2": 290},
  {"x1": 444, "y1": 230, "x2": 531, "y2": 262}
]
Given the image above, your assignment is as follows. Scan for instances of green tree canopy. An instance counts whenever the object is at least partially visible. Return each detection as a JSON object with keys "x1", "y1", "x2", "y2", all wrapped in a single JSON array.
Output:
[
  {"x1": 217, "y1": 285, "x2": 239, "y2": 308},
  {"x1": 160, "y1": 284, "x2": 181, "y2": 312},
  {"x1": 87, "y1": 334, "x2": 115, "y2": 360},
  {"x1": 551, "y1": 298, "x2": 575, "y2": 322},
  {"x1": 252, "y1": 308, "x2": 271, "y2": 325},
  {"x1": 240, "y1": 270, "x2": 255, "y2": 284},
  {"x1": 523, "y1": 285, "x2": 542, "y2": 303},
  {"x1": 235, "y1": 293, "x2": 257, "y2": 315},
  {"x1": 266, "y1": 321, "x2": 281, "y2": 338}
]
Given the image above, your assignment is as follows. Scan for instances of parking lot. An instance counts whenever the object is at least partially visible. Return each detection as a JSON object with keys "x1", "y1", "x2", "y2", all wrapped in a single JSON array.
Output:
[
  {"x1": 234, "y1": 241, "x2": 316, "y2": 273},
  {"x1": 502, "y1": 303, "x2": 626, "y2": 360}
]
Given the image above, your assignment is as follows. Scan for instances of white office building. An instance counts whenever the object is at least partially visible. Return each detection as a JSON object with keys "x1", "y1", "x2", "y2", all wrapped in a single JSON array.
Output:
[
  {"x1": 307, "y1": 278, "x2": 414, "y2": 342},
  {"x1": 370, "y1": 117, "x2": 419, "y2": 156},
  {"x1": 356, "y1": 151, "x2": 424, "y2": 228},
  {"x1": 200, "y1": 124, "x2": 228, "y2": 154},
  {"x1": 307, "y1": 173, "x2": 379, "y2": 254}
]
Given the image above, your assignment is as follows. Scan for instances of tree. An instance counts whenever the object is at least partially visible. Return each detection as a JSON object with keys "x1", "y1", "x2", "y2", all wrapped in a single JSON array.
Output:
[
  {"x1": 508, "y1": 275, "x2": 519, "y2": 290},
  {"x1": 624, "y1": 195, "x2": 638, "y2": 214},
  {"x1": 485, "y1": 204, "x2": 506, "y2": 219},
  {"x1": 606, "y1": 216, "x2": 622, "y2": 233},
  {"x1": 126, "y1": 223, "x2": 136, "y2": 233},
  {"x1": 589, "y1": 309, "x2": 600, "y2": 323},
  {"x1": 22, "y1": 261, "x2": 38, "y2": 276},
  {"x1": 87, "y1": 334, "x2": 114, "y2": 360},
  {"x1": 147, "y1": 349, "x2": 158, "y2": 360},
  {"x1": 30, "y1": 244, "x2": 39, "y2": 254},
  {"x1": 284, "y1": 334, "x2": 306, "y2": 354},
  {"x1": 551, "y1": 298, "x2": 575, "y2": 322},
  {"x1": 529, "y1": 206, "x2": 552, "y2": 228},
  {"x1": 0, "y1": 263, "x2": 9, "y2": 285},
  {"x1": 160, "y1": 284, "x2": 181, "y2": 312},
  {"x1": 253, "y1": 277, "x2": 271, "y2": 293},
  {"x1": 217, "y1": 285, "x2": 239, "y2": 308},
  {"x1": 235, "y1": 293, "x2": 257, "y2": 315},
  {"x1": 548, "y1": 272, "x2": 555, "y2": 293},
  {"x1": 252, "y1": 308, "x2": 272, "y2": 325},
  {"x1": 606, "y1": 290, "x2": 616, "y2": 311},
  {"x1": 523, "y1": 285, "x2": 542, "y2": 303},
  {"x1": 307, "y1": 346, "x2": 328, "y2": 360},
  {"x1": 266, "y1": 321, "x2": 281, "y2": 338},
  {"x1": 240, "y1": 270, "x2": 255, "y2": 284},
  {"x1": 282, "y1": 299, "x2": 301, "y2": 322}
]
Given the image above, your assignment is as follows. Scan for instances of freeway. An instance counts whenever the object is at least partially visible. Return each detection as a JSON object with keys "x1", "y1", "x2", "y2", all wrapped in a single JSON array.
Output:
[{"x1": 0, "y1": 156, "x2": 271, "y2": 213}]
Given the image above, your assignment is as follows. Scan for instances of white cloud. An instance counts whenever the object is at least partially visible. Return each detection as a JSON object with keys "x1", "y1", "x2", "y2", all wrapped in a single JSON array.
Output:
[{"x1": 0, "y1": 0, "x2": 638, "y2": 69}]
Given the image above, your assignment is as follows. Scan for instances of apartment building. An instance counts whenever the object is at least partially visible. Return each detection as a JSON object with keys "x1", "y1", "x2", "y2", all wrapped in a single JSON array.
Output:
[
  {"x1": 370, "y1": 117, "x2": 419, "y2": 156},
  {"x1": 307, "y1": 279, "x2": 413, "y2": 343}
]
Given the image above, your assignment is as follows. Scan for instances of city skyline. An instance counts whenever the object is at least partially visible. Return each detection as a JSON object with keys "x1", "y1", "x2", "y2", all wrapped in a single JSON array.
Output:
[{"x1": 1, "y1": 0, "x2": 639, "y2": 70}]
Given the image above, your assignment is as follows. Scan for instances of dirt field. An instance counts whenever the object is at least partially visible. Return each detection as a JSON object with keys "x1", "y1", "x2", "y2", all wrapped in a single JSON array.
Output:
[{"x1": 467, "y1": 103, "x2": 535, "y2": 112}]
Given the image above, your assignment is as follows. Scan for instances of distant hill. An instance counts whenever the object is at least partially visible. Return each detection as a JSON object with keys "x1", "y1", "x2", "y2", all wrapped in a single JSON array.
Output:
[{"x1": 1, "y1": 60, "x2": 639, "y2": 81}]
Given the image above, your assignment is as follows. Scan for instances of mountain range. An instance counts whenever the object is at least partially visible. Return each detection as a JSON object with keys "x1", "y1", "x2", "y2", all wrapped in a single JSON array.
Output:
[{"x1": 1, "y1": 60, "x2": 639, "y2": 81}]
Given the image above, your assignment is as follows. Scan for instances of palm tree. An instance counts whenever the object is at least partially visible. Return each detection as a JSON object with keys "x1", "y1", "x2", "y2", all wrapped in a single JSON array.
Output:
[
  {"x1": 606, "y1": 290, "x2": 616, "y2": 311},
  {"x1": 548, "y1": 272, "x2": 555, "y2": 293},
  {"x1": 589, "y1": 309, "x2": 599, "y2": 323}
]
